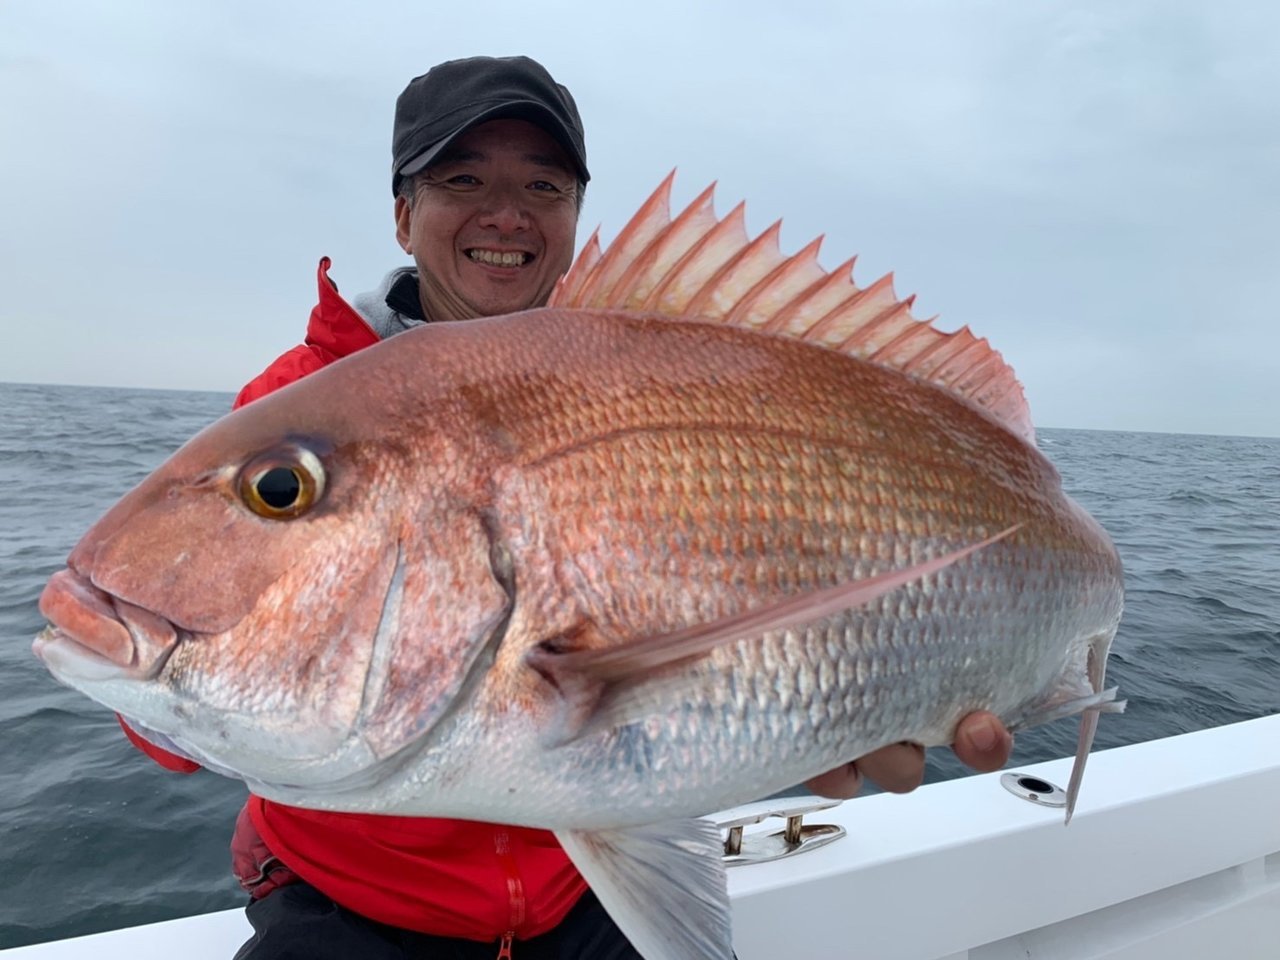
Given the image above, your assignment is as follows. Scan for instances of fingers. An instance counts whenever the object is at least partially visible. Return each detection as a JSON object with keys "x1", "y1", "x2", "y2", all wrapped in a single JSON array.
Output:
[
  {"x1": 952, "y1": 711, "x2": 1014, "y2": 773},
  {"x1": 856, "y1": 741, "x2": 926, "y2": 794},
  {"x1": 804, "y1": 741, "x2": 926, "y2": 799},
  {"x1": 804, "y1": 712, "x2": 1013, "y2": 802},
  {"x1": 803, "y1": 762, "x2": 863, "y2": 799}
]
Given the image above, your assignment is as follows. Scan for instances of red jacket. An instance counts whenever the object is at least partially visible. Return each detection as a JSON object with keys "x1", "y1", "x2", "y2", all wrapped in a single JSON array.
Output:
[{"x1": 123, "y1": 257, "x2": 587, "y2": 941}]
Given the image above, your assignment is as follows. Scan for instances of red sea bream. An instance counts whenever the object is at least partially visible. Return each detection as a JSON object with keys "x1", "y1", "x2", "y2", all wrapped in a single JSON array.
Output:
[{"x1": 35, "y1": 175, "x2": 1125, "y2": 960}]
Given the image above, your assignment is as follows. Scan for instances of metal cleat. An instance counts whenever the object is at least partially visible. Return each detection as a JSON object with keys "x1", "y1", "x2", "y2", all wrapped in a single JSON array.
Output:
[{"x1": 712, "y1": 795, "x2": 846, "y2": 867}]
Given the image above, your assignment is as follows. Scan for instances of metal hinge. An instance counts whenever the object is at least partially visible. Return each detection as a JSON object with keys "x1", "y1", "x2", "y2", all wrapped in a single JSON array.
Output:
[{"x1": 713, "y1": 795, "x2": 846, "y2": 867}]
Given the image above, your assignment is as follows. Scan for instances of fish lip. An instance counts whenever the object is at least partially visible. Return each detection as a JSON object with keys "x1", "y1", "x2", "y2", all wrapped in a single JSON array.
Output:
[
  {"x1": 35, "y1": 622, "x2": 185, "y2": 683},
  {"x1": 38, "y1": 567, "x2": 183, "y2": 679},
  {"x1": 35, "y1": 624, "x2": 386, "y2": 792},
  {"x1": 34, "y1": 623, "x2": 379, "y2": 785}
]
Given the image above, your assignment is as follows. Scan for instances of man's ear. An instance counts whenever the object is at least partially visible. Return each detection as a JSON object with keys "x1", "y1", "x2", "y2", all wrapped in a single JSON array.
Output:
[{"x1": 394, "y1": 195, "x2": 413, "y2": 254}]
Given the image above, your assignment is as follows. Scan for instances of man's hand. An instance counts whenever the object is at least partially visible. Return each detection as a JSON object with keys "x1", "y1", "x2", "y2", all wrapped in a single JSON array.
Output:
[
  {"x1": 231, "y1": 805, "x2": 300, "y2": 900},
  {"x1": 803, "y1": 711, "x2": 1014, "y2": 799}
]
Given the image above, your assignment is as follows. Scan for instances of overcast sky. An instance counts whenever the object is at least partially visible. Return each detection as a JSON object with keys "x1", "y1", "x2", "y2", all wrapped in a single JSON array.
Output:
[{"x1": 2, "y1": 1, "x2": 1276, "y2": 437}]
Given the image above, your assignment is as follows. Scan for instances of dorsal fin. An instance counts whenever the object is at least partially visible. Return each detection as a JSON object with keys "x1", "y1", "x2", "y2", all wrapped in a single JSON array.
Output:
[{"x1": 551, "y1": 173, "x2": 1034, "y2": 445}]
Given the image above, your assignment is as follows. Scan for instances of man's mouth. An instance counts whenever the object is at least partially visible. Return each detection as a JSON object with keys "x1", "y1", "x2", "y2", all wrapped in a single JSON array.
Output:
[{"x1": 466, "y1": 248, "x2": 532, "y2": 267}]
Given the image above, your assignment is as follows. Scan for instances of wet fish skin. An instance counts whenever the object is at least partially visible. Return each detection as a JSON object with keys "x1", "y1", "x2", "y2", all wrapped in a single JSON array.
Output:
[
  {"x1": 224, "y1": 306, "x2": 1122, "y2": 829},
  {"x1": 40, "y1": 303, "x2": 1119, "y2": 820}
]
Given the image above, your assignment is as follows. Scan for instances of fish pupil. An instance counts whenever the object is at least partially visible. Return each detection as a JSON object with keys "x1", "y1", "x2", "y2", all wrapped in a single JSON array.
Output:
[{"x1": 257, "y1": 467, "x2": 301, "y2": 509}]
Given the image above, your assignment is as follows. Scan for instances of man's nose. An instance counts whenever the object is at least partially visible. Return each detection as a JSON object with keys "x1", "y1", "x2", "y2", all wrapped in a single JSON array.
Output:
[{"x1": 477, "y1": 187, "x2": 531, "y2": 233}]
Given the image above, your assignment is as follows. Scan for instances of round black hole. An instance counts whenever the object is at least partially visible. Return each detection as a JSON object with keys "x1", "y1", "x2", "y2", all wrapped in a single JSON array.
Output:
[{"x1": 1017, "y1": 776, "x2": 1054, "y2": 794}]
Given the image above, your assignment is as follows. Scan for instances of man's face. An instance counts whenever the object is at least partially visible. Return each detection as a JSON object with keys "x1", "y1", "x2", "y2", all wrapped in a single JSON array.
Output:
[{"x1": 395, "y1": 119, "x2": 581, "y2": 322}]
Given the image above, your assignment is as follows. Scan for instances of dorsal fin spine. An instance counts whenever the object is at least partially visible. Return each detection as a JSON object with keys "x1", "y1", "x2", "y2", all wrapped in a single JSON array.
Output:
[
  {"x1": 648, "y1": 201, "x2": 747, "y2": 313},
  {"x1": 836, "y1": 300, "x2": 916, "y2": 353},
  {"x1": 936, "y1": 333, "x2": 990, "y2": 382},
  {"x1": 760, "y1": 255, "x2": 858, "y2": 334},
  {"x1": 553, "y1": 175, "x2": 1035, "y2": 445},
  {"x1": 803, "y1": 273, "x2": 896, "y2": 344},
  {"x1": 938, "y1": 340, "x2": 993, "y2": 387},
  {"x1": 859, "y1": 308, "x2": 925, "y2": 357},
  {"x1": 575, "y1": 174, "x2": 676, "y2": 307},
  {"x1": 868, "y1": 319, "x2": 937, "y2": 364},
  {"x1": 978, "y1": 372, "x2": 1018, "y2": 407},
  {"x1": 555, "y1": 229, "x2": 602, "y2": 305},
  {"x1": 605, "y1": 180, "x2": 716, "y2": 309},
  {"x1": 620, "y1": 183, "x2": 720, "y2": 312},
  {"x1": 725, "y1": 235, "x2": 825, "y2": 328},
  {"x1": 901, "y1": 325, "x2": 973, "y2": 375},
  {"x1": 961, "y1": 356, "x2": 1005, "y2": 395},
  {"x1": 685, "y1": 219, "x2": 784, "y2": 318}
]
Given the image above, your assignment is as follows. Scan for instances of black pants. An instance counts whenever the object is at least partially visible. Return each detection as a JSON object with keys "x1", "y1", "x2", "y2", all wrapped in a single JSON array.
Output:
[{"x1": 232, "y1": 882, "x2": 644, "y2": 960}]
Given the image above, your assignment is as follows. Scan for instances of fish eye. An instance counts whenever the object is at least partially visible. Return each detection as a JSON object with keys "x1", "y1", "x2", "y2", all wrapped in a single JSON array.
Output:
[{"x1": 238, "y1": 447, "x2": 326, "y2": 520}]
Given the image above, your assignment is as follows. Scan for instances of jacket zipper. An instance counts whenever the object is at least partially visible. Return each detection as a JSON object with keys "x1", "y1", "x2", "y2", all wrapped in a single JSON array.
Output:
[{"x1": 494, "y1": 829, "x2": 525, "y2": 959}]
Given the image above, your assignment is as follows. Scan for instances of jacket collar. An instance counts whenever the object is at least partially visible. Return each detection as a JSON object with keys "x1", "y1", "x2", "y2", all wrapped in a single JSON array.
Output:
[{"x1": 305, "y1": 257, "x2": 381, "y2": 360}]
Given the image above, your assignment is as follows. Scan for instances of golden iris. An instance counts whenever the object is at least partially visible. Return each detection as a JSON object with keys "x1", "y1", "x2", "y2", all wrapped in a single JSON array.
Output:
[{"x1": 238, "y1": 447, "x2": 325, "y2": 519}]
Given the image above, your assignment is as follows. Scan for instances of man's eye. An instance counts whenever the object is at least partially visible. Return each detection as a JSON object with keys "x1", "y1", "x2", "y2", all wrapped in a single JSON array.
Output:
[
  {"x1": 449, "y1": 174, "x2": 480, "y2": 185},
  {"x1": 529, "y1": 180, "x2": 559, "y2": 192}
]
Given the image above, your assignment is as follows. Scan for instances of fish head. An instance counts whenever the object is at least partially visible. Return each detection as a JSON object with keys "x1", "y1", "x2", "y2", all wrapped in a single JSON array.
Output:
[{"x1": 35, "y1": 357, "x2": 511, "y2": 794}]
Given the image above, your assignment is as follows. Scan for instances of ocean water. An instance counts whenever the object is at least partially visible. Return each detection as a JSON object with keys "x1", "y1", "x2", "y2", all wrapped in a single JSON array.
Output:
[{"x1": 1, "y1": 381, "x2": 1277, "y2": 949}]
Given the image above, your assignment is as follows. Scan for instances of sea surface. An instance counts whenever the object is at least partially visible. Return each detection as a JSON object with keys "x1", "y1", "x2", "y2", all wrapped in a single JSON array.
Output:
[{"x1": 1, "y1": 381, "x2": 1278, "y2": 949}]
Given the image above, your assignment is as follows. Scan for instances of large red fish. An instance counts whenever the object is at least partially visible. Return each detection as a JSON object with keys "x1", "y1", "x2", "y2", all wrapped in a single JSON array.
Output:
[{"x1": 35, "y1": 175, "x2": 1124, "y2": 960}]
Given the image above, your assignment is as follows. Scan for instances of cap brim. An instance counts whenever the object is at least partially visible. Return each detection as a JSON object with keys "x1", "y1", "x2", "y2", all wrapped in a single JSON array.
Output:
[{"x1": 397, "y1": 101, "x2": 589, "y2": 184}]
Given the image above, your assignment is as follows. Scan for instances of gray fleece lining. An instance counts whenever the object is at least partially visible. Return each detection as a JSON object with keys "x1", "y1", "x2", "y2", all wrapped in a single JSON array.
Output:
[{"x1": 351, "y1": 267, "x2": 424, "y2": 340}]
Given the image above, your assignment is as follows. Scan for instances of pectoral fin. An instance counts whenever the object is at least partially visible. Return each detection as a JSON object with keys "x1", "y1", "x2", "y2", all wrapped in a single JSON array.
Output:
[
  {"x1": 530, "y1": 526, "x2": 1020, "y2": 744},
  {"x1": 555, "y1": 818, "x2": 733, "y2": 960}
]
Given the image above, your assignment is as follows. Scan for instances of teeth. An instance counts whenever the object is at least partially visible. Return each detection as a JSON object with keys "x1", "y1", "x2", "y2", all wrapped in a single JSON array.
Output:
[{"x1": 468, "y1": 249, "x2": 528, "y2": 267}]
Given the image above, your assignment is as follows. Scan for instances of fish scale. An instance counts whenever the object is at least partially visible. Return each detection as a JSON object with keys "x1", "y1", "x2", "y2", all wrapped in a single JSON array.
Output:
[{"x1": 363, "y1": 313, "x2": 1120, "y2": 813}]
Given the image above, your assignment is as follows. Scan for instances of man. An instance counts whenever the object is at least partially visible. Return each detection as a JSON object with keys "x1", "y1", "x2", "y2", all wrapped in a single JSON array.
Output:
[{"x1": 124, "y1": 55, "x2": 1014, "y2": 959}]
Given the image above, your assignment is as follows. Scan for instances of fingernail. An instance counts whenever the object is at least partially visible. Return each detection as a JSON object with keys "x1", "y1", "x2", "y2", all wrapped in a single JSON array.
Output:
[{"x1": 969, "y1": 716, "x2": 999, "y2": 752}]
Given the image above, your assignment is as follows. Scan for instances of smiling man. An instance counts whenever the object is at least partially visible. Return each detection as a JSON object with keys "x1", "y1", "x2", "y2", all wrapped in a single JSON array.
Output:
[
  {"x1": 390, "y1": 61, "x2": 587, "y2": 327},
  {"x1": 118, "y1": 55, "x2": 1012, "y2": 959},
  {"x1": 231, "y1": 57, "x2": 591, "y2": 404},
  {"x1": 394, "y1": 117, "x2": 581, "y2": 322}
]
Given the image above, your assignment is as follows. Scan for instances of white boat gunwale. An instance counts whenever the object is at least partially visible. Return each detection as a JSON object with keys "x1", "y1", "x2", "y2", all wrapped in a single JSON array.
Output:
[{"x1": 6, "y1": 714, "x2": 1279, "y2": 959}]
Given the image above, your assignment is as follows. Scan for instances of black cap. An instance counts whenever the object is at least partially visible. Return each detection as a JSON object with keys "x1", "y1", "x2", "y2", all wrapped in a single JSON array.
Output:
[{"x1": 391, "y1": 56, "x2": 590, "y2": 197}]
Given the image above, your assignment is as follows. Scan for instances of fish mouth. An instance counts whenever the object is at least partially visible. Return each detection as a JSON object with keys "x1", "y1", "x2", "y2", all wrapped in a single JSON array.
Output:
[
  {"x1": 36, "y1": 568, "x2": 182, "y2": 682},
  {"x1": 36, "y1": 613, "x2": 388, "y2": 793},
  {"x1": 32, "y1": 564, "x2": 411, "y2": 797}
]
